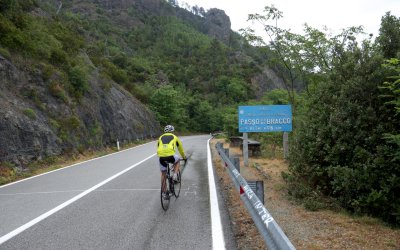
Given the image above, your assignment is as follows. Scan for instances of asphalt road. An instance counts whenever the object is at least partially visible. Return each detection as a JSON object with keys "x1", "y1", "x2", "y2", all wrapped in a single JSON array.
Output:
[{"x1": 0, "y1": 135, "x2": 234, "y2": 249}]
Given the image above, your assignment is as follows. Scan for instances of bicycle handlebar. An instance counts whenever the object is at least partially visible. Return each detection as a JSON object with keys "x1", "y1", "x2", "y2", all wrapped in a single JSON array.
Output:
[{"x1": 179, "y1": 158, "x2": 187, "y2": 167}]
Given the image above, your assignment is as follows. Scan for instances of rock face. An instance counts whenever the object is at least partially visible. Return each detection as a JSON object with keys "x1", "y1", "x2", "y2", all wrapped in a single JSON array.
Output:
[
  {"x1": 251, "y1": 68, "x2": 287, "y2": 98},
  {"x1": 204, "y1": 8, "x2": 231, "y2": 44},
  {"x1": 91, "y1": 0, "x2": 233, "y2": 44},
  {"x1": 0, "y1": 55, "x2": 160, "y2": 166}
]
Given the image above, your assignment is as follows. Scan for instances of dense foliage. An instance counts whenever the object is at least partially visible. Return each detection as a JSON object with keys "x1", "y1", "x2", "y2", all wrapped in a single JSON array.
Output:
[
  {"x1": 291, "y1": 44, "x2": 399, "y2": 223},
  {"x1": 245, "y1": 7, "x2": 400, "y2": 225},
  {"x1": 0, "y1": 0, "x2": 263, "y2": 135}
]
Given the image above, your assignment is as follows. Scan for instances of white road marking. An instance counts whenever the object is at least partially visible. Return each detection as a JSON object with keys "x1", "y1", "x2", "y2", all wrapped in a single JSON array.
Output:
[
  {"x1": 0, "y1": 190, "x2": 84, "y2": 196},
  {"x1": 0, "y1": 188, "x2": 160, "y2": 196},
  {"x1": 96, "y1": 188, "x2": 159, "y2": 192},
  {"x1": 0, "y1": 154, "x2": 156, "y2": 245},
  {"x1": 207, "y1": 139, "x2": 226, "y2": 249},
  {"x1": 0, "y1": 141, "x2": 154, "y2": 189},
  {"x1": 183, "y1": 184, "x2": 198, "y2": 196}
]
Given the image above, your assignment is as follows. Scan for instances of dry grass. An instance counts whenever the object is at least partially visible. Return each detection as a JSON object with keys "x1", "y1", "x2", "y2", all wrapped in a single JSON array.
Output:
[
  {"x1": 211, "y1": 139, "x2": 266, "y2": 249},
  {"x1": 210, "y1": 138, "x2": 400, "y2": 250}
]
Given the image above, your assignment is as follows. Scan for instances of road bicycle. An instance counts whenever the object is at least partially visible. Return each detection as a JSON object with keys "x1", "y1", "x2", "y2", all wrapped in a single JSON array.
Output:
[{"x1": 160, "y1": 158, "x2": 186, "y2": 211}]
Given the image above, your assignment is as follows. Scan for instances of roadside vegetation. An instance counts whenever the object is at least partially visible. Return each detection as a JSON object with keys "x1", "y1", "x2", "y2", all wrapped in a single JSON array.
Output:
[
  {"x1": 239, "y1": 7, "x2": 400, "y2": 226},
  {"x1": 211, "y1": 139, "x2": 400, "y2": 249}
]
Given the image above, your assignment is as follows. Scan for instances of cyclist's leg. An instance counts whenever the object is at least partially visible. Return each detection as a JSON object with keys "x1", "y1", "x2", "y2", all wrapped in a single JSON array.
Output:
[
  {"x1": 161, "y1": 171, "x2": 167, "y2": 193},
  {"x1": 172, "y1": 154, "x2": 180, "y2": 179},
  {"x1": 159, "y1": 158, "x2": 168, "y2": 193},
  {"x1": 175, "y1": 162, "x2": 180, "y2": 174}
]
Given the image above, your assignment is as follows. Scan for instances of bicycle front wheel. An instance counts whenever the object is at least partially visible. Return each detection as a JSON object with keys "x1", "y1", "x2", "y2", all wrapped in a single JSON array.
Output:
[
  {"x1": 173, "y1": 170, "x2": 181, "y2": 198},
  {"x1": 161, "y1": 175, "x2": 170, "y2": 211}
]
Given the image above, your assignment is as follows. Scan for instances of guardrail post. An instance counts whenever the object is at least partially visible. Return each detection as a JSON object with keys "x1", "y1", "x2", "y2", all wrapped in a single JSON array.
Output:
[
  {"x1": 248, "y1": 180, "x2": 264, "y2": 204},
  {"x1": 223, "y1": 148, "x2": 229, "y2": 158},
  {"x1": 230, "y1": 157, "x2": 240, "y2": 173}
]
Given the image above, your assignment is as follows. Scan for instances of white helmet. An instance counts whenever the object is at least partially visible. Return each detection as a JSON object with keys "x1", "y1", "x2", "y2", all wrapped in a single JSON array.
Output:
[{"x1": 164, "y1": 125, "x2": 174, "y2": 133}]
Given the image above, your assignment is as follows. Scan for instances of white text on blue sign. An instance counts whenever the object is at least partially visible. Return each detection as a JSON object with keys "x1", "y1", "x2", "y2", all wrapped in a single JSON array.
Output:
[{"x1": 238, "y1": 105, "x2": 292, "y2": 132}]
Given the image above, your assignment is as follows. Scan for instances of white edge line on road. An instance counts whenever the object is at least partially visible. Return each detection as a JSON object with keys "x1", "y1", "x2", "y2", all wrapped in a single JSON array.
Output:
[
  {"x1": 207, "y1": 139, "x2": 226, "y2": 250},
  {"x1": 0, "y1": 188, "x2": 160, "y2": 196},
  {"x1": 0, "y1": 141, "x2": 155, "y2": 189},
  {"x1": 0, "y1": 153, "x2": 156, "y2": 245}
]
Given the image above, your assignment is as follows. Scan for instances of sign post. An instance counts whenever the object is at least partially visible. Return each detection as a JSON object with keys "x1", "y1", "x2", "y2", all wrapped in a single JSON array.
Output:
[
  {"x1": 243, "y1": 132, "x2": 249, "y2": 167},
  {"x1": 238, "y1": 105, "x2": 292, "y2": 163},
  {"x1": 283, "y1": 132, "x2": 289, "y2": 159}
]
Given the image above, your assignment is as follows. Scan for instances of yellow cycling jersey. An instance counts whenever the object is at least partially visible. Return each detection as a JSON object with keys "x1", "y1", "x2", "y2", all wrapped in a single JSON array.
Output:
[{"x1": 157, "y1": 133, "x2": 185, "y2": 158}]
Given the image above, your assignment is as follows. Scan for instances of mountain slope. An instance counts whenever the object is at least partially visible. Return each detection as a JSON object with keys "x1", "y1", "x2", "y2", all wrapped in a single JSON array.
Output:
[
  {"x1": 0, "y1": 52, "x2": 159, "y2": 166},
  {"x1": 0, "y1": 0, "x2": 284, "y2": 167}
]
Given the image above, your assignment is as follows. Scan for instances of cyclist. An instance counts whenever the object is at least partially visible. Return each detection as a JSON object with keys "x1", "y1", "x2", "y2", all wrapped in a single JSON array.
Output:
[{"x1": 157, "y1": 125, "x2": 186, "y2": 197}]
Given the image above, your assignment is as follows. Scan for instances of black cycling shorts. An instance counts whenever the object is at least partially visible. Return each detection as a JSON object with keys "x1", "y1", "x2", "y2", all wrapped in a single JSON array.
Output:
[{"x1": 159, "y1": 155, "x2": 177, "y2": 171}]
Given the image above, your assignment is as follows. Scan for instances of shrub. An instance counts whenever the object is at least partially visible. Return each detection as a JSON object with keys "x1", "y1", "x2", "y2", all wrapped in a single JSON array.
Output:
[
  {"x1": 50, "y1": 48, "x2": 69, "y2": 66},
  {"x1": 101, "y1": 59, "x2": 128, "y2": 84},
  {"x1": 57, "y1": 116, "x2": 82, "y2": 145},
  {"x1": 289, "y1": 42, "x2": 400, "y2": 225},
  {"x1": 0, "y1": 46, "x2": 11, "y2": 59},
  {"x1": 49, "y1": 118, "x2": 60, "y2": 130},
  {"x1": 68, "y1": 66, "x2": 89, "y2": 98},
  {"x1": 63, "y1": 115, "x2": 81, "y2": 130},
  {"x1": 23, "y1": 108, "x2": 37, "y2": 119},
  {"x1": 48, "y1": 81, "x2": 68, "y2": 103},
  {"x1": 303, "y1": 197, "x2": 325, "y2": 211},
  {"x1": 0, "y1": 162, "x2": 17, "y2": 185}
]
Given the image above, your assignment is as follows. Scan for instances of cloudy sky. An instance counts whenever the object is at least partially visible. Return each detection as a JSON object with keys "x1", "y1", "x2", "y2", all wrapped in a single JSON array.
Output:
[{"x1": 181, "y1": 0, "x2": 400, "y2": 37}]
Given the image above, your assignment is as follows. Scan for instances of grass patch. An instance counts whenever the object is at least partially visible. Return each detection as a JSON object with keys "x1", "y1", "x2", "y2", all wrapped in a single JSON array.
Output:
[
  {"x1": 354, "y1": 215, "x2": 384, "y2": 226},
  {"x1": 23, "y1": 108, "x2": 37, "y2": 119},
  {"x1": 273, "y1": 183, "x2": 286, "y2": 191},
  {"x1": 0, "y1": 46, "x2": 11, "y2": 59},
  {"x1": 0, "y1": 162, "x2": 30, "y2": 186},
  {"x1": 281, "y1": 171, "x2": 343, "y2": 212},
  {"x1": 303, "y1": 196, "x2": 325, "y2": 211}
]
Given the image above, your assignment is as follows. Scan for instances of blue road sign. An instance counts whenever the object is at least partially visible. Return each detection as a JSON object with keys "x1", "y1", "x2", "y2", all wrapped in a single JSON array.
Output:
[{"x1": 238, "y1": 105, "x2": 292, "y2": 132}]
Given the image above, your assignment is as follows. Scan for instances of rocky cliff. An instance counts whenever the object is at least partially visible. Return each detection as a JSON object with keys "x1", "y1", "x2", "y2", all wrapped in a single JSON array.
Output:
[
  {"x1": 203, "y1": 8, "x2": 231, "y2": 44},
  {"x1": 0, "y1": 54, "x2": 160, "y2": 166},
  {"x1": 78, "y1": 0, "x2": 233, "y2": 44}
]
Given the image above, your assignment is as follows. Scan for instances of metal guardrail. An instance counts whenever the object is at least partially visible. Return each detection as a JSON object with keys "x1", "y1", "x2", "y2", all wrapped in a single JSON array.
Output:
[{"x1": 215, "y1": 142, "x2": 296, "y2": 250}]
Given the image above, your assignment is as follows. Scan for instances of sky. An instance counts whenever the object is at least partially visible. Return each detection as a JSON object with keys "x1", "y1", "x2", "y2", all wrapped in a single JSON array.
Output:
[{"x1": 180, "y1": 0, "x2": 400, "y2": 38}]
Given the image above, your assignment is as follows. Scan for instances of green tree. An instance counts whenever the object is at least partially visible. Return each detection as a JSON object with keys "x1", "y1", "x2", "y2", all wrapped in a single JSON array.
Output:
[
  {"x1": 186, "y1": 97, "x2": 220, "y2": 132},
  {"x1": 241, "y1": 5, "x2": 366, "y2": 106},
  {"x1": 241, "y1": 6, "x2": 298, "y2": 105},
  {"x1": 377, "y1": 12, "x2": 400, "y2": 59},
  {"x1": 381, "y1": 58, "x2": 400, "y2": 162},
  {"x1": 222, "y1": 107, "x2": 239, "y2": 137},
  {"x1": 242, "y1": 6, "x2": 400, "y2": 224},
  {"x1": 149, "y1": 85, "x2": 187, "y2": 130},
  {"x1": 289, "y1": 30, "x2": 400, "y2": 224},
  {"x1": 227, "y1": 78, "x2": 248, "y2": 102},
  {"x1": 260, "y1": 89, "x2": 289, "y2": 104}
]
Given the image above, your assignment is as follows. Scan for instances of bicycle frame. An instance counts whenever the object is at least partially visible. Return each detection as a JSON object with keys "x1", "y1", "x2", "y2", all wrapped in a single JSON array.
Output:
[{"x1": 161, "y1": 159, "x2": 183, "y2": 211}]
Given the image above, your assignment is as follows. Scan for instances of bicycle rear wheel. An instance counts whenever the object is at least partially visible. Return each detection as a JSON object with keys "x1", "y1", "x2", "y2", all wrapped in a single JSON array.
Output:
[
  {"x1": 161, "y1": 175, "x2": 170, "y2": 211},
  {"x1": 173, "y1": 170, "x2": 181, "y2": 198}
]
